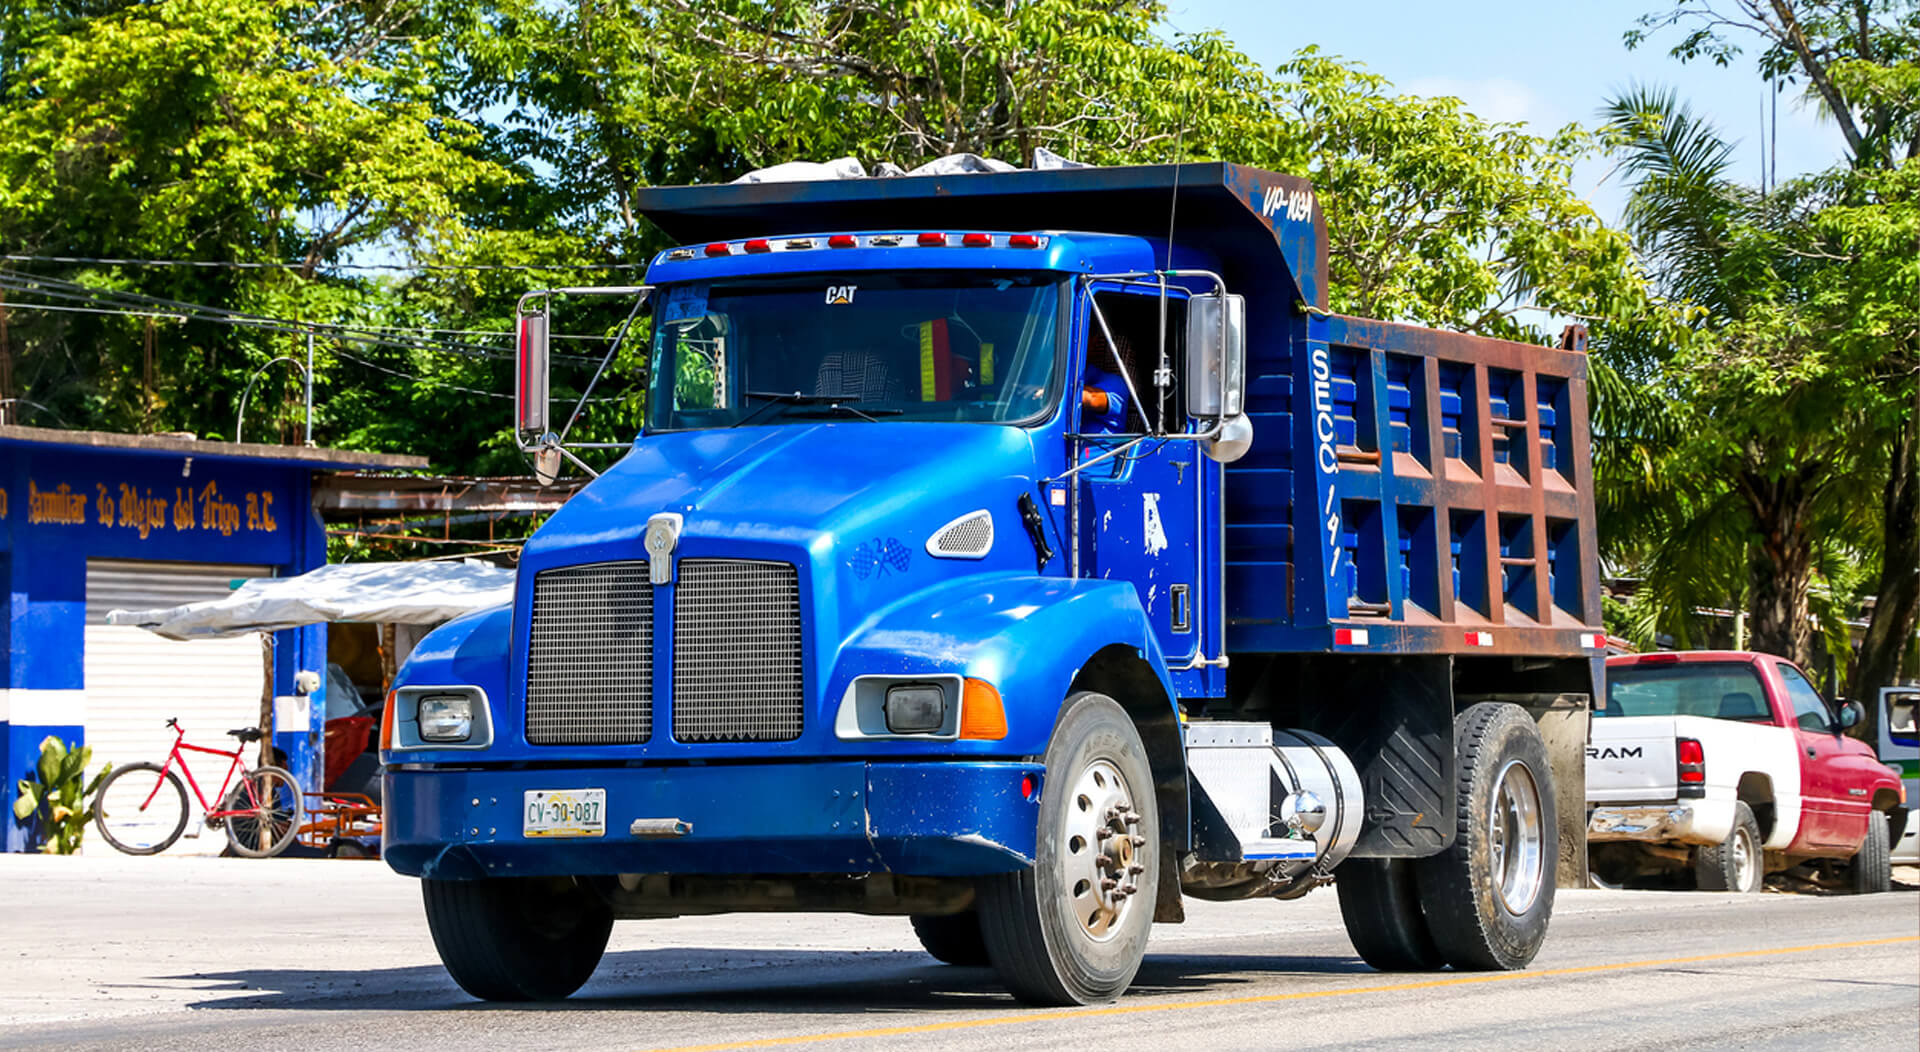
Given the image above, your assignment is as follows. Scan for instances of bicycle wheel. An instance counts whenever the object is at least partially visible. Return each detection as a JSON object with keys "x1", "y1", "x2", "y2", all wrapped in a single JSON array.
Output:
[
  {"x1": 93, "y1": 762, "x2": 190, "y2": 855},
  {"x1": 223, "y1": 765, "x2": 304, "y2": 858}
]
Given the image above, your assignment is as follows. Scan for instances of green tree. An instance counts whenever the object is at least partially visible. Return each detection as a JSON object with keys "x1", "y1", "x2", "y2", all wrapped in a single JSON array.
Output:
[{"x1": 1628, "y1": 0, "x2": 1918, "y2": 704}]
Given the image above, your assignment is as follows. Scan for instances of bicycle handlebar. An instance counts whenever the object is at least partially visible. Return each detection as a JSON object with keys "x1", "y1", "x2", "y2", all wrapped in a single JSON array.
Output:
[{"x1": 165, "y1": 717, "x2": 179, "y2": 729}]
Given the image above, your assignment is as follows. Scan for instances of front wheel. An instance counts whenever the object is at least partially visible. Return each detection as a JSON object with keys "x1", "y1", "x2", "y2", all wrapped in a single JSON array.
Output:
[
  {"x1": 1848, "y1": 810, "x2": 1892, "y2": 895},
  {"x1": 1695, "y1": 802, "x2": 1763, "y2": 892},
  {"x1": 1415, "y1": 702, "x2": 1557, "y2": 971},
  {"x1": 223, "y1": 766, "x2": 304, "y2": 858},
  {"x1": 423, "y1": 877, "x2": 613, "y2": 1001},
  {"x1": 910, "y1": 910, "x2": 990, "y2": 966},
  {"x1": 977, "y1": 691, "x2": 1158, "y2": 1005},
  {"x1": 93, "y1": 763, "x2": 189, "y2": 855}
]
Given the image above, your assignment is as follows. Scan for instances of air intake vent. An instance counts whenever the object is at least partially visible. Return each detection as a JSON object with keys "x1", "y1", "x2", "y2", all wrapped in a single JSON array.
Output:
[
  {"x1": 526, "y1": 561, "x2": 653, "y2": 744},
  {"x1": 927, "y1": 510, "x2": 994, "y2": 559},
  {"x1": 673, "y1": 560, "x2": 804, "y2": 742}
]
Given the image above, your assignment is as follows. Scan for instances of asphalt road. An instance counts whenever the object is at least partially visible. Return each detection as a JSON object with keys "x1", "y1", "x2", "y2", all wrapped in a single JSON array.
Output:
[{"x1": 1, "y1": 853, "x2": 1914, "y2": 1051}]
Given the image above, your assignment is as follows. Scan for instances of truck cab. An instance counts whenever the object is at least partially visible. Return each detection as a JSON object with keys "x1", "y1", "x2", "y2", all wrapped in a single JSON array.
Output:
[{"x1": 382, "y1": 163, "x2": 1607, "y2": 1005}]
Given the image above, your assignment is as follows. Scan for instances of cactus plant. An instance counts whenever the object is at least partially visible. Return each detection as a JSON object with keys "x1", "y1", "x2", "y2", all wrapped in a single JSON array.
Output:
[{"x1": 12, "y1": 737, "x2": 111, "y2": 854}]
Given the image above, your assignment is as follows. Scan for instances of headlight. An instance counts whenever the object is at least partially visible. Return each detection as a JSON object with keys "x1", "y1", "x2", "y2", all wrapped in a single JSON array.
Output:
[
  {"x1": 418, "y1": 694, "x2": 474, "y2": 742},
  {"x1": 884, "y1": 683, "x2": 946, "y2": 734}
]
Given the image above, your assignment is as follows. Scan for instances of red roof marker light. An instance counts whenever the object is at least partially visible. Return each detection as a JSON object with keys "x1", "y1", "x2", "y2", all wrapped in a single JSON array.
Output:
[
  {"x1": 917, "y1": 232, "x2": 948, "y2": 246},
  {"x1": 703, "y1": 242, "x2": 730, "y2": 257},
  {"x1": 743, "y1": 238, "x2": 772, "y2": 253},
  {"x1": 828, "y1": 234, "x2": 858, "y2": 248},
  {"x1": 1008, "y1": 234, "x2": 1041, "y2": 248},
  {"x1": 961, "y1": 232, "x2": 993, "y2": 247}
]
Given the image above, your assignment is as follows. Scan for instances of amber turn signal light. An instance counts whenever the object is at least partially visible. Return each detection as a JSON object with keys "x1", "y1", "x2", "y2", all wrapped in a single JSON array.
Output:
[
  {"x1": 960, "y1": 678, "x2": 1007, "y2": 740},
  {"x1": 380, "y1": 690, "x2": 397, "y2": 752}
]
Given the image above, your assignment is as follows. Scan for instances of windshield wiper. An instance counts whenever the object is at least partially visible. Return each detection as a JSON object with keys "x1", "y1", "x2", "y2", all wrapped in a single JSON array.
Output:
[
  {"x1": 731, "y1": 390, "x2": 896, "y2": 426},
  {"x1": 779, "y1": 403, "x2": 904, "y2": 422},
  {"x1": 730, "y1": 390, "x2": 848, "y2": 428}
]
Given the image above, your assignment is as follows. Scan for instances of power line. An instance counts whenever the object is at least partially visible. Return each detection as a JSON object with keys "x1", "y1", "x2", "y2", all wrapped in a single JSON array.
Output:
[
  {"x1": 2, "y1": 252, "x2": 646, "y2": 273},
  {"x1": 0, "y1": 270, "x2": 619, "y2": 365}
]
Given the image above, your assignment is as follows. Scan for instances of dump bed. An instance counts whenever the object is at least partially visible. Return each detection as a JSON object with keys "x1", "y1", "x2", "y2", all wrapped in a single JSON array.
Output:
[
  {"x1": 630, "y1": 163, "x2": 1603, "y2": 659},
  {"x1": 1227, "y1": 313, "x2": 1602, "y2": 656}
]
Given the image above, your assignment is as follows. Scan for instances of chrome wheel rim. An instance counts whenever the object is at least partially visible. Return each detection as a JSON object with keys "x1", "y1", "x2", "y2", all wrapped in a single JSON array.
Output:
[
  {"x1": 1731, "y1": 826, "x2": 1758, "y2": 890},
  {"x1": 1488, "y1": 758, "x2": 1545, "y2": 915},
  {"x1": 1060, "y1": 758, "x2": 1147, "y2": 941}
]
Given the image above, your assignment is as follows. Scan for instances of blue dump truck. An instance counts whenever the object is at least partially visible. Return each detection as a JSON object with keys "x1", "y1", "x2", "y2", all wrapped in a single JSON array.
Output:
[{"x1": 380, "y1": 163, "x2": 1605, "y2": 1006}]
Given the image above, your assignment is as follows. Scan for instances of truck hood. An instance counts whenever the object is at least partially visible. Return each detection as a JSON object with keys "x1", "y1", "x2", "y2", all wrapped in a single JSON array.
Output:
[{"x1": 524, "y1": 422, "x2": 1044, "y2": 564}]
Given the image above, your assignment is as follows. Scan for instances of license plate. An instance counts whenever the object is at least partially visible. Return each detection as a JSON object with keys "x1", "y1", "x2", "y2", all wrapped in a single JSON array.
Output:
[{"x1": 523, "y1": 789, "x2": 606, "y2": 838}]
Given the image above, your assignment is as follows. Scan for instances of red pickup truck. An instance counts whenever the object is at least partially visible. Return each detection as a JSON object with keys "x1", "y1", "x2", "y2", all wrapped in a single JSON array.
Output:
[{"x1": 1586, "y1": 651, "x2": 1904, "y2": 893}]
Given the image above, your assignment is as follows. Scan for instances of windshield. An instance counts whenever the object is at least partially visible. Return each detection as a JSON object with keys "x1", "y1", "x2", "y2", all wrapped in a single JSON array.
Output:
[
  {"x1": 1600, "y1": 662, "x2": 1773, "y2": 722},
  {"x1": 647, "y1": 272, "x2": 1061, "y2": 430}
]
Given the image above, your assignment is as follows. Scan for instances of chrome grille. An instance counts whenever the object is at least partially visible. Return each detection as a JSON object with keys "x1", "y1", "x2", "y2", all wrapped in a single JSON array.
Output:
[
  {"x1": 673, "y1": 559, "x2": 803, "y2": 742},
  {"x1": 525, "y1": 561, "x2": 652, "y2": 744}
]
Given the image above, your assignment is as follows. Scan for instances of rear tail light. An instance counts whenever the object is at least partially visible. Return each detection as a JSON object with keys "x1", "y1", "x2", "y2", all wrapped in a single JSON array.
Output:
[
  {"x1": 1677, "y1": 737, "x2": 1705, "y2": 797},
  {"x1": 917, "y1": 232, "x2": 947, "y2": 247}
]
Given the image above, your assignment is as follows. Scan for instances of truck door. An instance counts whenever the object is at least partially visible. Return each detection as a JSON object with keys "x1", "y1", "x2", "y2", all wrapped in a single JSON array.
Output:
[
  {"x1": 1075, "y1": 287, "x2": 1201, "y2": 666},
  {"x1": 1777, "y1": 661, "x2": 1869, "y2": 850}
]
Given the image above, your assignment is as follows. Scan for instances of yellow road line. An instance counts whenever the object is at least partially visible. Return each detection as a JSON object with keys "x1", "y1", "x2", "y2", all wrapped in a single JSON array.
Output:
[{"x1": 646, "y1": 935, "x2": 1920, "y2": 1052}]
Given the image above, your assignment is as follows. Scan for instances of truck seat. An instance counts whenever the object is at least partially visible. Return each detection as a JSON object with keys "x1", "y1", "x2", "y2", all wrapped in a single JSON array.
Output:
[
  {"x1": 1717, "y1": 691, "x2": 1768, "y2": 720},
  {"x1": 815, "y1": 351, "x2": 905, "y2": 402}
]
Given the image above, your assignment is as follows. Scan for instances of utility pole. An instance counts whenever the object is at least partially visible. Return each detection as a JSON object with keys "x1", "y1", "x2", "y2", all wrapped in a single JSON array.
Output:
[{"x1": 0, "y1": 289, "x2": 10, "y2": 427}]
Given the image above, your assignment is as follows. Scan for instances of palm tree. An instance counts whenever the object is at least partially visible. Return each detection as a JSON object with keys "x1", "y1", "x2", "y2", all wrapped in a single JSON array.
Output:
[{"x1": 1593, "y1": 86, "x2": 1878, "y2": 668}]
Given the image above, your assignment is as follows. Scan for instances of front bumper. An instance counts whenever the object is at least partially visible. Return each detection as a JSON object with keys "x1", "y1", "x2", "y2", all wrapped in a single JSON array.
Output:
[
  {"x1": 383, "y1": 760, "x2": 1042, "y2": 881},
  {"x1": 1586, "y1": 799, "x2": 1733, "y2": 846}
]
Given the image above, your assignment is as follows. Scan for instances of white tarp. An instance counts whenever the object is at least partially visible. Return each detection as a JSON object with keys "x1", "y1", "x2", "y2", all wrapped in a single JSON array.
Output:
[
  {"x1": 105, "y1": 560, "x2": 514, "y2": 640},
  {"x1": 732, "y1": 149, "x2": 1087, "y2": 184}
]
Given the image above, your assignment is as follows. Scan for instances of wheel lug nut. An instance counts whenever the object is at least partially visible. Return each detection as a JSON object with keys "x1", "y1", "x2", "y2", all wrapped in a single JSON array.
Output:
[
  {"x1": 1127, "y1": 863, "x2": 1145, "y2": 875},
  {"x1": 1129, "y1": 835, "x2": 1147, "y2": 847},
  {"x1": 1124, "y1": 811, "x2": 1141, "y2": 825},
  {"x1": 1100, "y1": 877, "x2": 1119, "y2": 891}
]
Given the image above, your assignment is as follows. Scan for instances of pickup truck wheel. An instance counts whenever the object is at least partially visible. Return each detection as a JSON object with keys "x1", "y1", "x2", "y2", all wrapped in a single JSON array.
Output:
[
  {"x1": 909, "y1": 910, "x2": 989, "y2": 966},
  {"x1": 422, "y1": 876, "x2": 613, "y2": 1001},
  {"x1": 1336, "y1": 858, "x2": 1444, "y2": 971},
  {"x1": 1695, "y1": 802, "x2": 1763, "y2": 892},
  {"x1": 1848, "y1": 810, "x2": 1892, "y2": 894},
  {"x1": 1415, "y1": 702, "x2": 1556, "y2": 971},
  {"x1": 978, "y1": 691, "x2": 1157, "y2": 1005}
]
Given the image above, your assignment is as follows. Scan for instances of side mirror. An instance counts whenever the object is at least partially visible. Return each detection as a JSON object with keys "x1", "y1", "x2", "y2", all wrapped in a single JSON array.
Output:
[
  {"x1": 1186, "y1": 293, "x2": 1246, "y2": 419},
  {"x1": 515, "y1": 304, "x2": 550, "y2": 437},
  {"x1": 1837, "y1": 700, "x2": 1863, "y2": 731},
  {"x1": 1205, "y1": 413, "x2": 1253, "y2": 463}
]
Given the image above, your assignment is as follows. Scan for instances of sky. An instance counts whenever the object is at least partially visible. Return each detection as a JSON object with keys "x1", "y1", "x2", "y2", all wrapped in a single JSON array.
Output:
[{"x1": 1162, "y1": 0, "x2": 1851, "y2": 222}]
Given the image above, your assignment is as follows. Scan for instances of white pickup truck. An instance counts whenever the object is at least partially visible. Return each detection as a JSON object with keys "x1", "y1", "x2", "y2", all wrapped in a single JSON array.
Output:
[{"x1": 1586, "y1": 651, "x2": 1903, "y2": 893}]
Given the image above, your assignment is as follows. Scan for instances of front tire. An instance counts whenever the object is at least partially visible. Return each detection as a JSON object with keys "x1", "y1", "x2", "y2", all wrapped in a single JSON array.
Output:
[
  {"x1": 423, "y1": 876, "x2": 614, "y2": 1001},
  {"x1": 1848, "y1": 810, "x2": 1892, "y2": 895},
  {"x1": 978, "y1": 691, "x2": 1158, "y2": 1005},
  {"x1": 909, "y1": 910, "x2": 990, "y2": 966},
  {"x1": 1415, "y1": 702, "x2": 1557, "y2": 971},
  {"x1": 1695, "y1": 802, "x2": 1763, "y2": 892},
  {"x1": 93, "y1": 763, "x2": 189, "y2": 855}
]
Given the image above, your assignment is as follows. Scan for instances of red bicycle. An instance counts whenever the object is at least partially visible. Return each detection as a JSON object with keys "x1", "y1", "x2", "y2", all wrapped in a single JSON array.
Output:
[{"x1": 92, "y1": 718, "x2": 305, "y2": 858}]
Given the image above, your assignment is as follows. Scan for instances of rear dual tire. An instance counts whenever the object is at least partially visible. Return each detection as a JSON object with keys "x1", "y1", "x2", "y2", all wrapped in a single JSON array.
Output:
[{"x1": 1337, "y1": 702, "x2": 1556, "y2": 972}]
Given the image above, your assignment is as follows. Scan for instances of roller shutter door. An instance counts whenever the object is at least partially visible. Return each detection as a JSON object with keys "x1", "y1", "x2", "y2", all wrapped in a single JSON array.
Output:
[{"x1": 83, "y1": 560, "x2": 274, "y2": 856}]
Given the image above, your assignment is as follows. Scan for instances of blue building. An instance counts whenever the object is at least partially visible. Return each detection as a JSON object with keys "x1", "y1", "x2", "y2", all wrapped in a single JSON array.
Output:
[{"x1": 1, "y1": 426, "x2": 423, "y2": 852}]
